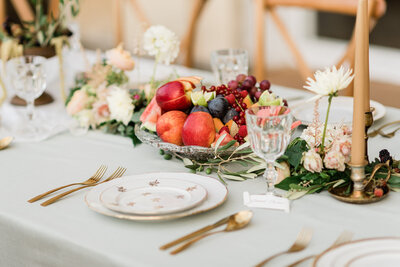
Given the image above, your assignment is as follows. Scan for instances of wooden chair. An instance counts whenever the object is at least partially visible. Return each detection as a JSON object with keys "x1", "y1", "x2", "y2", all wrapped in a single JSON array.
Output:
[
  {"x1": 114, "y1": 0, "x2": 208, "y2": 67},
  {"x1": 254, "y1": 0, "x2": 386, "y2": 95}
]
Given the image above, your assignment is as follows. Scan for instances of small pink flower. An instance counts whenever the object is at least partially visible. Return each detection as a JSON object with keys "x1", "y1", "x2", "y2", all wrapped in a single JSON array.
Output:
[
  {"x1": 302, "y1": 149, "x2": 323, "y2": 173},
  {"x1": 93, "y1": 101, "x2": 110, "y2": 124},
  {"x1": 106, "y1": 44, "x2": 135, "y2": 71},
  {"x1": 324, "y1": 150, "x2": 346, "y2": 171},
  {"x1": 133, "y1": 94, "x2": 140, "y2": 100},
  {"x1": 66, "y1": 90, "x2": 89, "y2": 115}
]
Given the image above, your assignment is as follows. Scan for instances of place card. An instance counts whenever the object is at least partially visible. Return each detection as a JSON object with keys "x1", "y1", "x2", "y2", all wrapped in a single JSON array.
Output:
[{"x1": 243, "y1": 191, "x2": 290, "y2": 213}]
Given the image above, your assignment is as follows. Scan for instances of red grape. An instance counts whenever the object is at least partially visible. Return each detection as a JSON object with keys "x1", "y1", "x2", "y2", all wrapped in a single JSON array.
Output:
[
  {"x1": 228, "y1": 80, "x2": 238, "y2": 90},
  {"x1": 236, "y1": 74, "x2": 246, "y2": 83},
  {"x1": 245, "y1": 75, "x2": 257, "y2": 87},
  {"x1": 242, "y1": 80, "x2": 252, "y2": 89},
  {"x1": 259, "y1": 80, "x2": 271, "y2": 91},
  {"x1": 249, "y1": 86, "x2": 257, "y2": 97}
]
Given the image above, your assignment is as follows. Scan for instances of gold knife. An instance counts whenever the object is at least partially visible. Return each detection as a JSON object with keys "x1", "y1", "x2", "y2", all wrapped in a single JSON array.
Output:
[{"x1": 159, "y1": 213, "x2": 233, "y2": 250}]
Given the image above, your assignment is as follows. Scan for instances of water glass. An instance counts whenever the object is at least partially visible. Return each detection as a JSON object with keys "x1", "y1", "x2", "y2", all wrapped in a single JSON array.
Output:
[
  {"x1": 246, "y1": 106, "x2": 293, "y2": 195},
  {"x1": 211, "y1": 49, "x2": 248, "y2": 84},
  {"x1": 8, "y1": 56, "x2": 47, "y2": 140}
]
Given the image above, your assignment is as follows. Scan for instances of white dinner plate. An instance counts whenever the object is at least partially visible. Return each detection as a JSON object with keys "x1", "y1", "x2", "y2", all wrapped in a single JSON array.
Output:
[
  {"x1": 100, "y1": 178, "x2": 207, "y2": 215},
  {"x1": 292, "y1": 96, "x2": 386, "y2": 125},
  {"x1": 85, "y1": 172, "x2": 228, "y2": 221},
  {"x1": 314, "y1": 237, "x2": 400, "y2": 267}
]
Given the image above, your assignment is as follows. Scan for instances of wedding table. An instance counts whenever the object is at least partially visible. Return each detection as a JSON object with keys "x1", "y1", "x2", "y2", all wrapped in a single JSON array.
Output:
[{"x1": 1, "y1": 50, "x2": 399, "y2": 267}]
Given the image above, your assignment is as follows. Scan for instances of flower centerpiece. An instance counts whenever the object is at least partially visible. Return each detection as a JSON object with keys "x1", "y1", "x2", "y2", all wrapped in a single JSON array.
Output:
[
  {"x1": 142, "y1": 25, "x2": 180, "y2": 100},
  {"x1": 0, "y1": 0, "x2": 80, "y2": 105},
  {"x1": 66, "y1": 44, "x2": 145, "y2": 145},
  {"x1": 274, "y1": 66, "x2": 400, "y2": 199}
]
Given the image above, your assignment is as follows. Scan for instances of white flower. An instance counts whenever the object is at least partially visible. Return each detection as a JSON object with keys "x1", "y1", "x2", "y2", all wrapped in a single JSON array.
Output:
[
  {"x1": 324, "y1": 149, "x2": 346, "y2": 171},
  {"x1": 106, "y1": 87, "x2": 134, "y2": 125},
  {"x1": 302, "y1": 149, "x2": 323, "y2": 173},
  {"x1": 300, "y1": 123, "x2": 336, "y2": 149},
  {"x1": 304, "y1": 66, "x2": 354, "y2": 98},
  {"x1": 75, "y1": 109, "x2": 94, "y2": 128},
  {"x1": 143, "y1": 25, "x2": 180, "y2": 65}
]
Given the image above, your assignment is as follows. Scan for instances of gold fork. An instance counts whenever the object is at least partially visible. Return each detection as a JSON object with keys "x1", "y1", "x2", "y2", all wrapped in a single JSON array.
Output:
[
  {"x1": 287, "y1": 230, "x2": 353, "y2": 267},
  {"x1": 380, "y1": 126, "x2": 400, "y2": 138},
  {"x1": 255, "y1": 227, "x2": 313, "y2": 267},
  {"x1": 41, "y1": 167, "x2": 127, "y2": 207},
  {"x1": 28, "y1": 165, "x2": 107, "y2": 203}
]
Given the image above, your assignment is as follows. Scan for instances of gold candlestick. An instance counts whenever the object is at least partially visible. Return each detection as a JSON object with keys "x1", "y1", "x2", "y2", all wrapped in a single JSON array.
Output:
[{"x1": 364, "y1": 109, "x2": 374, "y2": 162}]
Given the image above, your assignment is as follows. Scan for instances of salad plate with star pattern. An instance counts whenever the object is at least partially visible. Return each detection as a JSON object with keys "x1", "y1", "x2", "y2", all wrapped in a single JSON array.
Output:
[
  {"x1": 85, "y1": 172, "x2": 228, "y2": 221},
  {"x1": 100, "y1": 177, "x2": 207, "y2": 215}
]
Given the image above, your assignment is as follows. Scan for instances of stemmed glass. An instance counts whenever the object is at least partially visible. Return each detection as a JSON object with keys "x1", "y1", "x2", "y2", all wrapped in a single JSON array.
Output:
[
  {"x1": 8, "y1": 56, "x2": 47, "y2": 141},
  {"x1": 246, "y1": 106, "x2": 293, "y2": 195},
  {"x1": 210, "y1": 49, "x2": 248, "y2": 84}
]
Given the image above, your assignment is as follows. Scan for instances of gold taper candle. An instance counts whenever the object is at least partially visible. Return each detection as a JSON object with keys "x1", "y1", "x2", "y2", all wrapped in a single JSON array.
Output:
[{"x1": 351, "y1": 0, "x2": 367, "y2": 165}]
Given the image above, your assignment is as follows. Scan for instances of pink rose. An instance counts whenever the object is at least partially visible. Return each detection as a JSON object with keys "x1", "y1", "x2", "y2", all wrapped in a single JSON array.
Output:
[
  {"x1": 302, "y1": 149, "x2": 323, "y2": 173},
  {"x1": 66, "y1": 90, "x2": 89, "y2": 115},
  {"x1": 93, "y1": 101, "x2": 110, "y2": 124},
  {"x1": 106, "y1": 44, "x2": 135, "y2": 71},
  {"x1": 324, "y1": 150, "x2": 346, "y2": 171}
]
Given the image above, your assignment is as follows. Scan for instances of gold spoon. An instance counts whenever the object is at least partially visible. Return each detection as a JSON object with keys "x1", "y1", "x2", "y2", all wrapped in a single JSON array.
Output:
[
  {"x1": 0, "y1": 136, "x2": 13, "y2": 150},
  {"x1": 170, "y1": 210, "x2": 253, "y2": 255}
]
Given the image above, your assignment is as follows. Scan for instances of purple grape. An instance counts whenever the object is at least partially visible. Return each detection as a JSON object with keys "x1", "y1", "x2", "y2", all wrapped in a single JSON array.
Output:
[
  {"x1": 242, "y1": 80, "x2": 253, "y2": 89},
  {"x1": 260, "y1": 80, "x2": 271, "y2": 91},
  {"x1": 245, "y1": 75, "x2": 257, "y2": 87},
  {"x1": 236, "y1": 74, "x2": 246, "y2": 83},
  {"x1": 228, "y1": 80, "x2": 239, "y2": 90},
  {"x1": 249, "y1": 86, "x2": 257, "y2": 97}
]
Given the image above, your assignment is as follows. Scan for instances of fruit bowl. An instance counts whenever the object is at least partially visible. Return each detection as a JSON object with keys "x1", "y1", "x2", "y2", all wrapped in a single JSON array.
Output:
[{"x1": 135, "y1": 124, "x2": 236, "y2": 161}]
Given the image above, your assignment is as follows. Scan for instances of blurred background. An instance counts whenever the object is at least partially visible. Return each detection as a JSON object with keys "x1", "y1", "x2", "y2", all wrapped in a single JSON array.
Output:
[{"x1": 3, "y1": 0, "x2": 400, "y2": 107}]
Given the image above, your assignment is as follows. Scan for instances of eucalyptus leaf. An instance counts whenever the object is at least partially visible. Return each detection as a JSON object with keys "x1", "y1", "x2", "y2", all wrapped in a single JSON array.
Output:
[
  {"x1": 221, "y1": 174, "x2": 245, "y2": 181},
  {"x1": 239, "y1": 173, "x2": 257, "y2": 179},
  {"x1": 333, "y1": 179, "x2": 346, "y2": 188},
  {"x1": 183, "y1": 158, "x2": 193, "y2": 166},
  {"x1": 286, "y1": 190, "x2": 308, "y2": 200},
  {"x1": 247, "y1": 163, "x2": 266, "y2": 173}
]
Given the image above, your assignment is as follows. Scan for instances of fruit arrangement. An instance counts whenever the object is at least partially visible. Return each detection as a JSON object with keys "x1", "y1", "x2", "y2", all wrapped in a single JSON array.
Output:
[{"x1": 139, "y1": 74, "x2": 288, "y2": 149}]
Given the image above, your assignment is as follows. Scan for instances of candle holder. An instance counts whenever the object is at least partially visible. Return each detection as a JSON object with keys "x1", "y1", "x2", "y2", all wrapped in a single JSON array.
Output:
[
  {"x1": 364, "y1": 109, "x2": 374, "y2": 162},
  {"x1": 329, "y1": 161, "x2": 390, "y2": 204}
]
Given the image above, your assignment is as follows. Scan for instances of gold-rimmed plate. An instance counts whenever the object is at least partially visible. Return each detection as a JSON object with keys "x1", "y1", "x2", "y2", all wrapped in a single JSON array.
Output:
[
  {"x1": 85, "y1": 172, "x2": 228, "y2": 221},
  {"x1": 313, "y1": 237, "x2": 400, "y2": 267}
]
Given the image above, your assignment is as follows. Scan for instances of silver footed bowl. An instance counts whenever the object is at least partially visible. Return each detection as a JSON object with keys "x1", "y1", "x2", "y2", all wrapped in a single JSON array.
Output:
[{"x1": 134, "y1": 124, "x2": 236, "y2": 161}]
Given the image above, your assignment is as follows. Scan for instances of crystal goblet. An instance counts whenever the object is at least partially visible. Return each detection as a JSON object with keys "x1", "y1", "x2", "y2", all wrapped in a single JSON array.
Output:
[
  {"x1": 210, "y1": 49, "x2": 248, "y2": 84},
  {"x1": 8, "y1": 56, "x2": 47, "y2": 141},
  {"x1": 246, "y1": 106, "x2": 293, "y2": 195}
]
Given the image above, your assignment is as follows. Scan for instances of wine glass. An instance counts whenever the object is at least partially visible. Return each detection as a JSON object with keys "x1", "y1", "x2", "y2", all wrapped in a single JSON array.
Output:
[
  {"x1": 210, "y1": 49, "x2": 248, "y2": 84},
  {"x1": 246, "y1": 106, "x2": 293, "y2": 195},
  {"x1": 8, "y1": 56, "x2": 47, "y2": 141}
]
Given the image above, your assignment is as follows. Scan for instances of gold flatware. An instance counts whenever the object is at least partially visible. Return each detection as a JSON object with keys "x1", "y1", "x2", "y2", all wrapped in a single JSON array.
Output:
[
  {"x1": 160, "y1": 213, "x2": 236, "y2": 250},
  {"x1": 368, "y1": 120, "x2": 400, "y2": 138},
  {"x1": 0, "y1": 136, "x2": 13, "y2": 150},
  {"x1": 41, "y1": 167, "x2": 126, "y2": 207},
  {"x1": 287, "y1": 230, "x2": 353, "y2": 267},
  {"x1": 169, "y1": 210, "x2": 253, "y2": 255},
  {"x1": 255, "y1": 227, "x2": 313, "y2": 267},
  {"x1": 380, "y1": 126, "x2": 400, "y2": 138},
  {"x1": 28, "y1": 165, "x2": 107, "y2": 203}
]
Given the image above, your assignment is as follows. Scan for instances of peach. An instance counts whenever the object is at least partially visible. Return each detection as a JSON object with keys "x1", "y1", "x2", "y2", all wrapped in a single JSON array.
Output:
[
  {"x1": 182, "y1": 112, "x2": 215, "y2": 147},
  {"x1": 156, "y1": 111, "x2": 187, "y2": 146}
]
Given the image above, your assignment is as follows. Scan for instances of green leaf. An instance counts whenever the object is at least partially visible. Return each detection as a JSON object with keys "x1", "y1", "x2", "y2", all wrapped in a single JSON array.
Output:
[
  {"x1": 217, "y1": 173, "x2": 227, "y2": 185},
  {"x1": 275, "y1": 175, "x2": 303, "y2": 191},
  {"x1": 239, "y1": 173, "x2": 257, "y2": 179},
  {"x1": 217, "y1": 140, "x2": 237, "y2": 153},
  {"x1": 333, "y1": 179, "x2": 346, "y2": 188},
  {"x1": 284, "y1": 138, "x2": 308, "y2": 169},
  {"x1": 247, "y1": 163, "x2": 266, "y2": 173},
  {"x1": 221, "y1": 174, "x2": 245, "y2": 181},
  {"x1": 131, "y1": 107, "x2": 145, "y2": 123}
]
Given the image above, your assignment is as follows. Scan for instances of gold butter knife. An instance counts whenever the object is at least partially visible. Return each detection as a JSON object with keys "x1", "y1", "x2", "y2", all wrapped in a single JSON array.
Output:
[{"x1": 159, "y1": 213, "x2": 235, "y2": 250}]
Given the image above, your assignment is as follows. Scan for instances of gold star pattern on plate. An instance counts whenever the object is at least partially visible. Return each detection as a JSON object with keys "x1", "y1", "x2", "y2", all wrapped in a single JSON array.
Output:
[
  {"x1": 127, "y1": 202, "x2": 135, "y2": 206},
  {"x1": 176, "y1": 195, "x2": 185, "y2": 199},
  {"x1": 149, "y1": 179, "x2": 160, "y2": 187},
  {"x1": 186, "y1": 186, "x2": 197, "y2": 192},
  {"x1": 117, "y1": 186, "x2": 127, "y2": 192},
  {"x1": 152, "y1": 198, "x2": 161, "y2": 202}
]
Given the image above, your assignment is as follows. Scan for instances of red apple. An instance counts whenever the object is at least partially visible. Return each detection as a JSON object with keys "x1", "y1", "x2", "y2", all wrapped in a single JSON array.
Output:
[
  {"x1": 156, "y1": 81, "x2": 192, "y2": 111},
  {"x1": 182, "y1": 112, "x2": 215, "y2": 147},
  {"x1": 156, "y1": 111, "x2": 187, "y2": 146}
]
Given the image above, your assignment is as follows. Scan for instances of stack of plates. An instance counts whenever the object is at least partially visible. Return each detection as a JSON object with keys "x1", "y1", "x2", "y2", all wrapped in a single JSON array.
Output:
[{"x1": 85, "y1": 172, "x2": 228, "y2": 221}]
